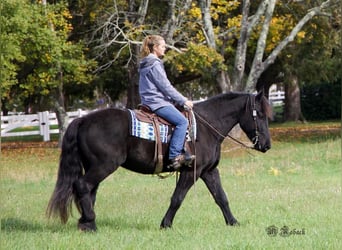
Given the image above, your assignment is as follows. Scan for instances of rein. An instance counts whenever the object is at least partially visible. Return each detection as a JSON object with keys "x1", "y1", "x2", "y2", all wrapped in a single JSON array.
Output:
[
  {"x1": 194, "y1": 110, "x2": 253, "y2": 150},
  {"x1": 193, "y1": 94, "x2": 260, "y2": 151}
]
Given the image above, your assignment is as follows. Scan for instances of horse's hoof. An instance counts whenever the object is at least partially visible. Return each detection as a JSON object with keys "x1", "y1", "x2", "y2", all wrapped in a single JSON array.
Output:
[
  {"x1": 78, "y1": 221, "x2": 97, "y2": 232},
  {"x1": 229, "y1": 219, "x2": 240, "y2": 226},
  {"x1": 160, "y1": 220, "x2": 172, "y2": 229}
]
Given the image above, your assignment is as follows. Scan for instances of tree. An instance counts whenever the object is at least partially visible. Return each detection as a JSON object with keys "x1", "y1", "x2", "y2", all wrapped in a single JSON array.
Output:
[
  {"x1": 21, "y1": 0, "x2": 339, "y2": 121},
  {"x1": 196, "y1": 0, "x2": 339, "y2": 122},
  {"x1": 89, "y1": 0, "x2": 199, "y2": 107},
  {"x1": 266, "y1": 0, "x2": 341, "y2": 121},
  {"x1": 0, "y1": 0, "x2": 96, "y2": 143},
  {"x1": 198, "y1": 0, "x2": 231, "y2": 92},
  {"x1": 0, "y1": 0, "x2": 27, "y2": 114}
]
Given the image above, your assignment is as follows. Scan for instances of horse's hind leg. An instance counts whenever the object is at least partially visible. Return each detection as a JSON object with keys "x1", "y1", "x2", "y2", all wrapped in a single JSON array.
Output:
[
  {"x1": 201, "y1": 168, "x2": 239, "y2": 226},
  {"x1": 74, "y1": 177, "x2": 96, "y2": 231},
  {"x1": 90, "y1": 184, "x2": 99, "y2": 207},
  {"x1": 74, "y1": 164, "x2": 118, "y2": 231}
]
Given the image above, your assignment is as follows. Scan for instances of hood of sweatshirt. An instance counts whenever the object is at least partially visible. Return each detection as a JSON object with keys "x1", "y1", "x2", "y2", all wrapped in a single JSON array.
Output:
[{"x1": 139, "y1": 54, "x2": 161, "y2": 70}]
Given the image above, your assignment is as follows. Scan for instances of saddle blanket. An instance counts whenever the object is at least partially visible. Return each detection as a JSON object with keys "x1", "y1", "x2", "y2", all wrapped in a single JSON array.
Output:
[{"x1": 128, "y1": 110, "x2": 169, "y2": 143}]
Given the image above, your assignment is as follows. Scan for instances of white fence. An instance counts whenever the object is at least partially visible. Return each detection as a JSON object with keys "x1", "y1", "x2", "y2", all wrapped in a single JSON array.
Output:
[
  {"x1": 1, "y1": 109, "x2": 89, "y2": 141},
  {"x1": 269, "y1": 91, "x2": 285, "y2": 106},
  {"x1": 1, "y1": 90, "x2": 285, "y2": 142}
]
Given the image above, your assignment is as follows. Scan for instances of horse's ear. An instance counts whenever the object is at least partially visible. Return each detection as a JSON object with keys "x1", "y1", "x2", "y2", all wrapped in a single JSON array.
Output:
[
  {"x1": 256, "y1": 89, "x2": 264, "y2": 101},
  {"x1": 256, "y1": 89, "x2": 273, "y2": 118}
]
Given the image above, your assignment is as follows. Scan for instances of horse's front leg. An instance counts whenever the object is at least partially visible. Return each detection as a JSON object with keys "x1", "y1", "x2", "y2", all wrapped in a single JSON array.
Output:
[
  {"x1": 160, "y1": 171, "x2": 197, "y2": 229},
  {"x1": 201, "y1": 168, "x2": 239, "y2": 226}
]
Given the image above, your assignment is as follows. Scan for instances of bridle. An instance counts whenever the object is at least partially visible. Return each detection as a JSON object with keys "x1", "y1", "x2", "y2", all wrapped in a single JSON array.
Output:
[
  {"x1": 249, "y1": 94, "x2": 260, "y2": 148},
  {"x1": 193, "y1": 94, "x2": 261, "y2": 150}
]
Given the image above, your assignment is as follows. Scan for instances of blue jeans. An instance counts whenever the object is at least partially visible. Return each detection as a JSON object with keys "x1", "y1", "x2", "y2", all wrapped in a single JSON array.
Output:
[{"x1": 155, "y1": 105, "x2": 188, "y2": 159}]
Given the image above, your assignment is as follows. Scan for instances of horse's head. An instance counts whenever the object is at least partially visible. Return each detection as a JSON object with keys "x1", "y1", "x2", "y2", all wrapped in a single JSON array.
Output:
[{"x1": 239, "y1": 91, "x2": 272, "y2": 153}]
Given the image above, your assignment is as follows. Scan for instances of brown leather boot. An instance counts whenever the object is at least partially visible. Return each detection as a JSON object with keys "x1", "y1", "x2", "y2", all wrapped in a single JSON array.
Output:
[{"x1": 168, "y1": 154, "x2": 195, "y2": 170}]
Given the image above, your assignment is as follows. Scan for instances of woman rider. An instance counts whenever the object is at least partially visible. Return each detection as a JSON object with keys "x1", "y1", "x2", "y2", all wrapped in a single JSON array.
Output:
[{"x1": 138, "y1": 35, "x2": 194, "y2": 170}]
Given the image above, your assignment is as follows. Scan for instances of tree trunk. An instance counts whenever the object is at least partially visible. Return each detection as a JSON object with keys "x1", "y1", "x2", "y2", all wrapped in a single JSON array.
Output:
[
  {"x1": 126, "y1": 45, "x2": 140, "y2": 109},
  {"x1": 1, "y1": 99, "x2": 9, "y2": 116},
  {"x1": 216, "y1": 71, "x2": 231, "y2": 93},
  {"x1": 199, "y1": 0, "x2": 229, "y2": 92},
  {"x1": 233, "y1": 0, "x2": 269, "y2": 91},
  {"x1": 284, "y1": 74, "x2": 305, "y2": 122},
  {"x1": 232, "y1": 0, "x2": 250, "y2": 91},
  {"x1": 125, "y1": 0, "x2": 148, "y2": 108},
  {"x1": 161, "y1": 0, "x2": 191, "y2": 44},
  {"x1": 245, "y1": 0, "x2": 276, "y2": 92},
  {"x1": 54, "y1": 101, "x2": 68, "y2": 147},
  {"x1": 54, "y1": 71, "x2": 69, "y2": 147}
]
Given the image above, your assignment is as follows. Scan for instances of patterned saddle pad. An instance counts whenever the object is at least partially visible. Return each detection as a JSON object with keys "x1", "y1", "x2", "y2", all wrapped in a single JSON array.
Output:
[
  {"x1": 128, "y1": 110, "x2": 169, "y2": 143},
  {"x1": 128, "y1": 109, "x2": 197, "y2": 143}
]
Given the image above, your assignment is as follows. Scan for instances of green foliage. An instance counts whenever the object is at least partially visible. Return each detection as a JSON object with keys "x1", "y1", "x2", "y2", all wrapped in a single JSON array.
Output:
[
  {"x1": 163, "y1": 43, "x2": 228, "y2": 98},
  {"x1": 0, "y1": 0, "x2": 27, "y2": 97},
  {"x1": 1, "y1": 0, "x2": 340, "y2": 112},
  {"x1": 1, "y1": 0, "x2": 96, "y2": 112},
  {"x1": 301, "y1": 81, "x2": 341, "y2": 121},
  {"x1": 165, "y1": 42, "x2": 226, "y2": 77},
  {"x1": 280, "y1": 8, "x2": 341, "y2": 86}
]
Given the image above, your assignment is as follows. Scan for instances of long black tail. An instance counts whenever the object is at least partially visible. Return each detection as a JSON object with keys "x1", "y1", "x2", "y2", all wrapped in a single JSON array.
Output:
[{"x1": 46, "y1": 118, "x2": 83, "y2": 224}]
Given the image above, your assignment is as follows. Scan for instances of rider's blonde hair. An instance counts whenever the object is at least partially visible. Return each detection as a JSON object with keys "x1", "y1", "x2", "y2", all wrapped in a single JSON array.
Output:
[{"x1": 140, "y1": 35, "x2": 164, "y2": 58}]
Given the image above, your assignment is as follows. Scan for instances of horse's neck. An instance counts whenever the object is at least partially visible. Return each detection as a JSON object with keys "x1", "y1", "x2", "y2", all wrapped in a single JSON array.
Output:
[{"x1": 196, "y1": 94, "x2": 247, "y2": 137}]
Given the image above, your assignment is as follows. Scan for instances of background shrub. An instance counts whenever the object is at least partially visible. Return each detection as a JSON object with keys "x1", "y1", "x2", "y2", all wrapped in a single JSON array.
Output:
[{"x1": 301, "y1": 81, "x2": 341, "y2": 120}]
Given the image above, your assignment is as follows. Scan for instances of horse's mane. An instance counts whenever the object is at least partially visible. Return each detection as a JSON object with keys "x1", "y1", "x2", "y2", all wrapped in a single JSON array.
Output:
[
  {"x1": 196, "y1": 92, "x2": 247, "y2": 105},
  {"x1": 196, "y1": 92, "x2": 272, "y2": 118}
]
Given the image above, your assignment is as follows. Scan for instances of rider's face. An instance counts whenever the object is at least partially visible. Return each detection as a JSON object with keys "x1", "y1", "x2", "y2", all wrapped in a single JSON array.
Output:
[{"x1": 153, "y1": 39, "x2": 166, "y2": 57}]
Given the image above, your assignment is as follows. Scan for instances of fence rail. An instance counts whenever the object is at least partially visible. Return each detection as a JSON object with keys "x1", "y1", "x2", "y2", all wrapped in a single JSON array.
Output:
[
  {"x1": 1, "y1": 91, "x2": 285, "y2": 142},
  {"x1": 1, "y1": 109, "x2": 89, "y2": 141},
  {"x1": 269, "y1": 91, "x2": 285, "y2": 106}
]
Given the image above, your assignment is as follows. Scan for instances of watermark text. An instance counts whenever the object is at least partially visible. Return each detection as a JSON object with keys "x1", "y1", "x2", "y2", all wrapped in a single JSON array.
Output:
[{"x1": 266, "y1": 225, "x2": 305, "y2": 237}]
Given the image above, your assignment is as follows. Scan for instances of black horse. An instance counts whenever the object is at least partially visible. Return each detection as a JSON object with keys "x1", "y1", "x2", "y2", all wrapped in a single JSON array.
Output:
[{"x1": 47, "y1": 92, "x2": 271, "y2": 231}]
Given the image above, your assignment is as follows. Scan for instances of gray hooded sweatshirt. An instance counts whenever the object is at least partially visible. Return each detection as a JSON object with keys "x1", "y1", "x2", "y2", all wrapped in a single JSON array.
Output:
[{"x1": 139, "y1": 54, "x2": 187, "y2": 111}]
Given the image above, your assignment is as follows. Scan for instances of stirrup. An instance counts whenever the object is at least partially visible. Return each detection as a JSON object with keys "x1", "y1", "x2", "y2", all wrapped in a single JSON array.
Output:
[{"x1": 183, "y1": 151, "x2": 195, "y2": 165}]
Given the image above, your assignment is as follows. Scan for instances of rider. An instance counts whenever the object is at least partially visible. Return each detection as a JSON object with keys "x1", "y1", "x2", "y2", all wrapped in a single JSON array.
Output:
[{"x1": 138, "y1": 35, "x2": 194, "y2": 170}]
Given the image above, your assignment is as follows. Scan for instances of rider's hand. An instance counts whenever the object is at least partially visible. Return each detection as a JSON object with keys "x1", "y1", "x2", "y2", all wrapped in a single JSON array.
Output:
[{"x1": 184, "y1": 100, "x2": 193, "y2": 110}]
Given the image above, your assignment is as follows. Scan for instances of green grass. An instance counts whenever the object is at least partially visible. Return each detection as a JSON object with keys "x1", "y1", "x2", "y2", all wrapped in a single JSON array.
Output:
[
  {"x1": 1, "y1": 125, "x2": 59, "y2": 142},
  {"x1": 1, "y1": 137, "x2": 341, "y2": 249}
]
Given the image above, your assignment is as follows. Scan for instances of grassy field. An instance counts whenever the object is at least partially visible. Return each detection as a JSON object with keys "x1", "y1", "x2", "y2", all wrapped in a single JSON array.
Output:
[{"x1": 0, "y1": 126, "x2": 341, "y2": 249}]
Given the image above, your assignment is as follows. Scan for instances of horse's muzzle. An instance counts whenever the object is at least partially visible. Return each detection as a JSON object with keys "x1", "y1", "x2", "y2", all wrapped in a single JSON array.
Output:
[{"x1": 254, "y1": 143, "x2": 271, "y2": 153}]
